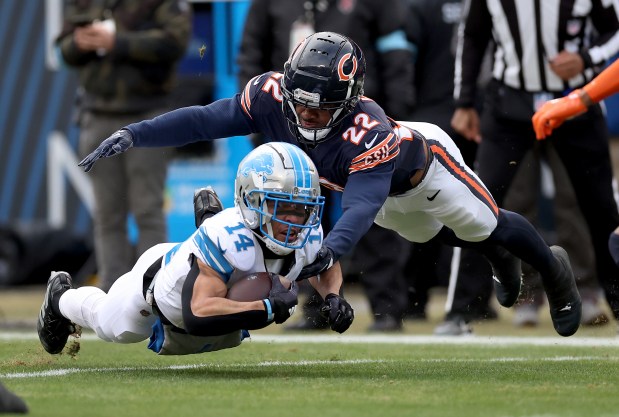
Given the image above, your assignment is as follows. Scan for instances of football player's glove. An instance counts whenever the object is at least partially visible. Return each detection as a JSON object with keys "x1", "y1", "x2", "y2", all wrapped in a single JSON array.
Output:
[
  {"x1": 297, "y1": 245, "x2": 334, "y2": 280},
  {"x1": 266, "y1": 274, "x2": 298, "y2": 324},
  {"x1": 320, "y1": 293, "x2": 354, "y2": 333},
  {"x1": 532, "y1": 90, "x2": 587, "y2": 140},
  {"x1": 78, "y1": 129, "x2": 134, "y2": 172},
  {"x1": 193, "y1": 187, "x2": 224, "y2": 228}
]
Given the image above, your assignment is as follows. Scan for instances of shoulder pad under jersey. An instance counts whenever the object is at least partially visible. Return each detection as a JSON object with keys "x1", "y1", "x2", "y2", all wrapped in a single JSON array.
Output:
[
  {"x1": 239, "y1": 71, "x2": 284, "y2": 120},
  {"x1": 195, "y1": 208, "x2": 257, "y2": 273}
]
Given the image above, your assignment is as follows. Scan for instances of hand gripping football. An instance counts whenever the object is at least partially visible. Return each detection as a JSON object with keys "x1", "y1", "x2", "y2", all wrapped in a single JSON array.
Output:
[{"x1": 226, "y1": 272, "x2": 291, "y2": 302}]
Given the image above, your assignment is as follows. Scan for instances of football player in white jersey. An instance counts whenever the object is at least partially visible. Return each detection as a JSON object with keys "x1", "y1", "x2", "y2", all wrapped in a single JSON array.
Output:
[{"x1": 37, "y1": 142, "x2": 354, "y2": 356}]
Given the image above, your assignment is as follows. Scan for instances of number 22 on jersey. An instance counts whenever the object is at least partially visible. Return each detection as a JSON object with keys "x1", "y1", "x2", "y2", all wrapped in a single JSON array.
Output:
[{"x1": 342, "y1": 113, "x2": 380, "y2": 145}]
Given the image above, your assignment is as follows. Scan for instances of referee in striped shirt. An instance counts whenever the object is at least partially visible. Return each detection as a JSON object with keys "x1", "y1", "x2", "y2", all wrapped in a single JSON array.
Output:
[{"x1": 451, "y1": 0, "x2": 619, "y2": 325}]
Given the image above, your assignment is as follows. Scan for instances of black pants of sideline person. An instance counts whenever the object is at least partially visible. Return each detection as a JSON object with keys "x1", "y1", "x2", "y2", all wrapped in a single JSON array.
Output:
[{"x1": 473, "y1": 98, "x2": 619, "y2": 320}]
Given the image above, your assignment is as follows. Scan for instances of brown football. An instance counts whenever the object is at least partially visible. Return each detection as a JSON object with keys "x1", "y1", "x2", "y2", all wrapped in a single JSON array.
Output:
[{"x1": 226, "y1": 272, "x2": 273, "y2": 302}]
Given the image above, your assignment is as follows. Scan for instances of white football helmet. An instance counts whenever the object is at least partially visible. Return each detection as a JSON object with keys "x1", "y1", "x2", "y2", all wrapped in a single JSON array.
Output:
[{"x1": 234, "y1": 142, "x2": 325, "y2": 255}]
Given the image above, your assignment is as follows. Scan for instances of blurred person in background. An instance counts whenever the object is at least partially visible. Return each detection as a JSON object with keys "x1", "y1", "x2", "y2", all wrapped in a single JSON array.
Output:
[
  {"x1": 56, "y1": 0, "x2": 192, "y2": 291},
  {"x1": 451, "y1": 0, "x2": 619, "y2": 328},
  {"x1": 236, "y1": 0, "x2": 414, "y2": 332},
  {"x1": 407, "y1": 0, "x2": 606, "y2": 333},
  {"x1": 404, "y1": 0, "x2": 497, "y2": 335}
]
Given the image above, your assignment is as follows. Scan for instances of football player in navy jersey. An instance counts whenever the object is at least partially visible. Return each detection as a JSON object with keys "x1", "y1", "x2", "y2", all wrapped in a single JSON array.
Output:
[{"x1": 79, "y1": 31, "x2": 582, "y2": 337}]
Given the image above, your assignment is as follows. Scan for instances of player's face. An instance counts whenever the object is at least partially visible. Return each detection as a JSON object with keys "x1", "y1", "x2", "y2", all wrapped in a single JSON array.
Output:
[
  {"x1": 294, "y1": 105, "x2": 333, "y2": 129},
  {"x1": 267, "y1": 200, "x2": 308, "y2": 242}
]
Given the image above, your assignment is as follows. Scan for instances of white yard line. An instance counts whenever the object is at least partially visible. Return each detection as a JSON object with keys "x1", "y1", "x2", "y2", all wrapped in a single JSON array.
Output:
[
  {"x1": 2, "y1": 355, "x2": 618, "y2": 380},
  {"x1": 0, "y1": 359, "x2": 385, "y2": 379},
  {"x1": 1, "y1": 331, "x2": 617, "y2": 346}
]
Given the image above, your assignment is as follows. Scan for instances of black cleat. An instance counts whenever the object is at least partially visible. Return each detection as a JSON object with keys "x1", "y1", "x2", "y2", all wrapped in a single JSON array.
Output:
[
  {"x1": 37, "y1": 271, "x2": 76, "y2": 354},
  {"x1": 484, "y1": 246, "x2": 522, "y2": 307},
  {"x1": 545, "y1": 246, "x2": 582, "y2": 337},
  {"x1": 194, "y1": 186, "x2": 224, "y2": 228}
]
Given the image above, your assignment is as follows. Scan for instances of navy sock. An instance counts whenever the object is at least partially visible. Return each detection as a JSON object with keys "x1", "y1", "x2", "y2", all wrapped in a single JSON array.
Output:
[{"x1": 436, "y1": 210, "x2": 557, "y2": 276}]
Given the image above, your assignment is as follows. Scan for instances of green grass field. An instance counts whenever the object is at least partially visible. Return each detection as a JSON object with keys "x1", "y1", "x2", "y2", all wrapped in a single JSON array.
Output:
[{"x1": 1, "y1": 332, "x2": 619, "y2": 417}]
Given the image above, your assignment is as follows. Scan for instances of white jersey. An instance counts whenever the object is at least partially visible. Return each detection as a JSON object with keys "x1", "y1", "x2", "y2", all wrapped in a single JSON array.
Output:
[{"x1": 154, "y1": 207, "x2": 324, "y2": 328}]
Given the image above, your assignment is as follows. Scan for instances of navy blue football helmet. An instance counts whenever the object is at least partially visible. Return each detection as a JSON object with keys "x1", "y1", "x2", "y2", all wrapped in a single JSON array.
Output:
[{"x1": 282, "y1": 32, "x2": 366, "y2": 146}]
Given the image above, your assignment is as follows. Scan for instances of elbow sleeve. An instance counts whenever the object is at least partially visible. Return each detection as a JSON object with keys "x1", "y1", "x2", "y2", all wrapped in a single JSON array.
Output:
[
  {"x1": 180, "y1": 258, "x2": 273, "y2": 336},
  {"x1": 183, "y1": 306, "x2": 272, "y2": 337}
]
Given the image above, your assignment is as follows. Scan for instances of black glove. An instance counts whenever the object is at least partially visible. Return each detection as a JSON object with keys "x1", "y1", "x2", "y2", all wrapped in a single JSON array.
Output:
[
  {"x1": 78, "y1": 129, "x2": 134, "y2": 172},
  {"x1": 320, "y1": 293, "x2": 354, "y2": 333},
  {"x1": 297, "y1": 245, "x2": 335, "y2": 281},
  {"x1": 193, "y1": 187, "x2": 224, "y2": 228},
  {"x1": 267, "y1": 274, "x2": 298, "y2": 324}
]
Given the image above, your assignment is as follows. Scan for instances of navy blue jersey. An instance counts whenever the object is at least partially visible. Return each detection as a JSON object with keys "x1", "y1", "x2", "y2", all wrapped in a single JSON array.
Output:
[{"x1": 125, "y1": 71, "x2": 426, "y2": 259}]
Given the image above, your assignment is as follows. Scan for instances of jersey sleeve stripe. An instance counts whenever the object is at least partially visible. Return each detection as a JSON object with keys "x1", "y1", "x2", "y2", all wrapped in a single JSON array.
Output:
[
  {"x1": 348, "y1": 149, "x2": 399, "y2": 173},
  {"x1": 349, "y1": 133, "x2": 399, "y2": 173},
  {"x1": 163, "y1": 243, "x2": 182, "y2": 266},
  {"x1": 319, "y1": 177, "x2": 344, "y2": 192},
  {"x1": 240, "y1": 77, "x2": 255, "y2": 119},
  {"x1": 429, "y1": 141, "x2": 499, "y2": 217},
  {"x1": 350, "y1": 133, "x2": 396, "y2": 164},
  {"x1": 192, "y1": 229, "x2": 234, "y2": 277}
]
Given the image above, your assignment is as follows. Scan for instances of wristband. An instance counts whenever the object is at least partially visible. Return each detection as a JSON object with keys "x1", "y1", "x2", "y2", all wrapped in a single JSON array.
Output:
[
  {"x1": 262, "y1": 299, "x2": 274, "y2": 322},
  {"x1": 578, "y1": 89, "x2": 595, "y2": 107}
]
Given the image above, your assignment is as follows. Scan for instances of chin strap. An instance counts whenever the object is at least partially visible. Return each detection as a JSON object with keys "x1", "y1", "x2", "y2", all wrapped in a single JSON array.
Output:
[{"x1": 263, "y1": 221, "x2": 295, "y2": 256}]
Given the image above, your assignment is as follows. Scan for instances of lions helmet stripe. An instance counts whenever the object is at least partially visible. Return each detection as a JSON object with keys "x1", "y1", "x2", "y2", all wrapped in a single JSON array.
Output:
[{"x1": 281, "y1": 142, "x2": 312, "y2": 189}]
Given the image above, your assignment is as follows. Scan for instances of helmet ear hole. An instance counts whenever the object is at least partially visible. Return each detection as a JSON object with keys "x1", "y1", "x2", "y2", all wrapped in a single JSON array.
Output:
[{"x1": 236, "y1": 189, "x2": 259, "y2": 229}]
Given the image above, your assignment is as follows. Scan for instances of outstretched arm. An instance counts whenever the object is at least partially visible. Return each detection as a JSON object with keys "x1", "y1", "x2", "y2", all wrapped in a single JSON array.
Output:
[
  {"x1": 308, "y1": 262, "x2": 344, "y2": 300},
  {"x1": 582, "y1": 58, "x2": 619, "y2": 103},
  {"x1": 78, "y1": 97, "x2": 254, "y2": 171},
  {"x1": 533, "y1": 59, "x2": 619, "y2": 139},
  {"x1": 307, "y1": 262, "x2": 355, "y2": 334}
]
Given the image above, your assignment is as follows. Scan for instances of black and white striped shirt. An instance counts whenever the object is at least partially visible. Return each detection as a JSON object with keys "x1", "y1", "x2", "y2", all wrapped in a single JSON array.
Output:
[{"x1": 454, "y1": 0, "x2": 619, "y2": 107}]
